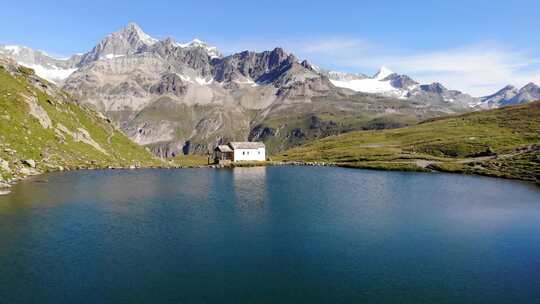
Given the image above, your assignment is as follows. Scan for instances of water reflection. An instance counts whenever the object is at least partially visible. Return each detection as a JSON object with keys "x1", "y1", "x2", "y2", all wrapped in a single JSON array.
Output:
[{"x1": 232, "y1": 167, "x2": 269, "y2": 223}]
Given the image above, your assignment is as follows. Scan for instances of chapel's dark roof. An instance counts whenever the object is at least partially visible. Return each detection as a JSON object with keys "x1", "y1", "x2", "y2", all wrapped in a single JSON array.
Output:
[{"x1": 215, "y1": 145, "x2": 233, "y2": 152}]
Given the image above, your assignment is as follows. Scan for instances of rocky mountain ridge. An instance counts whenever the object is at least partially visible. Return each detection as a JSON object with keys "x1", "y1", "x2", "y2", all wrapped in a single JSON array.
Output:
[
  {"x1": 325, "y1": 67, "x2": 538, "y2": 109},
  {"x1": 479, "y1": 82, "x2": 540, "y2": 108},
  {"x1": 2, "y1": 23, "x2": 538, "y2": 109}
]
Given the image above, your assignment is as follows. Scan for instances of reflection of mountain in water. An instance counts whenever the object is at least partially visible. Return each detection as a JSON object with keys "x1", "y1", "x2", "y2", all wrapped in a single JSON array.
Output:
[{"x1": 232, "y1": 167, "x2": 269, "y2": 222}]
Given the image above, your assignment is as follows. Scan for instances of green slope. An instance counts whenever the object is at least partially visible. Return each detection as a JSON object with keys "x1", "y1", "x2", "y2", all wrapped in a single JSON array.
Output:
[
  {"x1": 277, "y1": 102, "x2": 540, "y2": 183},
  {"x1": 250, "y1": 93, "x2": 458, "y2": 155},
  {"x1": 0, "y1": 58, "x2": 162, "y2": 184}
]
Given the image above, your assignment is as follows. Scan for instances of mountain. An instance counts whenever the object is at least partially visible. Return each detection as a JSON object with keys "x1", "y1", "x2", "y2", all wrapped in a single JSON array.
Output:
[
  {"x1": 478, "y1": 83, "x2": 540, "y2": 108},
  {"x1": 0, "y1": 45, "x2": 80, "y2": 83},
  {"x1": 384, "y1": 73, "x2": 418, "y2": 90},
  {"x1": 478, "y1": 85, "x2": 519, "y2": 108},
  {"x1": 512, "y1": 83, "x2": 540, "y2": 104},
  {"x1": 373, "y1": 65, "x2": 394, "y2": 80},
  {"x1": 407, "y1": 82, "x2": 479, "y2": 108},
  {"x1": 3, "y1": 23, "x2": 537, "y2": 114},
  {"x1": 0, "y1": 56, "x2": 160, "y2": 185},
  {"x1": 0, "y1": 23, "x2": 482, "y2": 157},
  {"x1": 326, "y1": 67, "x2": 411, "y2": 98},
  {"x1": 278, "y1": 101, "x2": 540, "y2": 183},
  {"x1": 0, "y1": 23, "x2": 220, "y2": 85},
  {"x1": 327, "y1": 67, "x2": 479, "y2": 107},
  {"x1": 77, "y1": 22, "x2": 159, "y2": 66}
]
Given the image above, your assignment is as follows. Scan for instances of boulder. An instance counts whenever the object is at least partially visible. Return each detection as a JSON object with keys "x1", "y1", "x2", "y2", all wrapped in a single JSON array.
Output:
[
  {"x1": 20, "y1": 167, "x2": 40, "y2": 176},
  {"x1": 0, "y1": 158, "x2": 9, "y2": 172},
  {"x1": 21, "y1": 159, "x2": 36, "y2": 168}
]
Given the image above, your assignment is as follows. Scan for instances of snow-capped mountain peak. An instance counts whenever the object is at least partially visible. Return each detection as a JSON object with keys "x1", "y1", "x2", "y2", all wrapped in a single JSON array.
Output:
[
  {"x1": 174, "y1": 38, "x2": 221, "y2": 58},
  {"x1": 0, "y1": 44, "x2": 79, "y2": 83},
  {"x1": 123, "y1": 22, "x2": 158, "y2": 46},
  {"x1": 2, "y1": 45, "x2": 23, "y2": 55},
  {"x1": 521, "y1": 82, "x2": 539, "y2": 92},
  {"x1": 488, "y1": 85, "x2": 517, "y2": 98},
  {"x1": 502, "y1": 84, "x2": 517, "y2": 91},
  {"x1": 2, "y1": 23, "x2": 539, "y2": 110},
  {"x1": 478, "y1": 83, "x2": 540, "y2": 108},
  {"x1": 326, "y1": 67, "x2": 480, "y2": 105},
  {"x1": 77, "y1": 22, "x2": 160, "y2": 65},
  {"x1": 373, "y1": 66, "x2": 394, "y2": 80},
  {"x1": 327, "y1": 67, "x2": 406, "y2": 98}
]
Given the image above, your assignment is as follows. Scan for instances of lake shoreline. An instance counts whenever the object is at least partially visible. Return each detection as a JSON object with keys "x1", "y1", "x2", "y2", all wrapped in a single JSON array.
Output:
[{"x1": 2, "y1": 159, "x2": 538, "y2": 195}]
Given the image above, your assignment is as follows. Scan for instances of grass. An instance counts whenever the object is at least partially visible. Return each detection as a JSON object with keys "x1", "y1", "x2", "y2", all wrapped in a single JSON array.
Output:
[
  {"x1": 276, "y1": 102, "x2": 540, "y2": 183},
  {"x1": 168, "y1": 154, "x2": 209, "y2": 167},
  {"x1": 0, "y1": 62, "x2": 163, "y2": 182},
  {"x1": 338, "y1": 161, "x2": 431, "y2": 172},
  {"x1": 429, "y1": 150, "x2": 540, "y2": 181},
  {"x1": 252, "y1": 100, "x2": 423, "y2": 154}
]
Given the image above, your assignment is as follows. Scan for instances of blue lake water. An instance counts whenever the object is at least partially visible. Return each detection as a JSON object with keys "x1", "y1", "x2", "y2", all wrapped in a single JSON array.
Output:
[{"x1": 1, "y1": 166, "x2": 540, "y2": 303}]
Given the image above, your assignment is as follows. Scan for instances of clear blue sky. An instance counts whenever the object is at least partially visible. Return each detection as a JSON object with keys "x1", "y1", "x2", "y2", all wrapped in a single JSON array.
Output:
[{"x1": 2, "y1": 0, "x2": 539, "y2": 95}]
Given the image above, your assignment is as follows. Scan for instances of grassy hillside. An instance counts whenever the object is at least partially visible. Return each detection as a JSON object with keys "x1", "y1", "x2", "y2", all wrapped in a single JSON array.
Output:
[
  {"x1": 250, "y1": 93, "x2": 459, "y2": 154},
  {"x1": 0, "y1": 58, "x2": 162, "y2": 184},
  {"x1": 277, "y1": 102, "x2": 540, "y2": 183}
]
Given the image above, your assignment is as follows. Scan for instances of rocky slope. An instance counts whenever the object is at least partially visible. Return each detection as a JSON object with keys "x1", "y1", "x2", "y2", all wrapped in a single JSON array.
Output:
[{"x1": 0, "y1": 56, "x2": 160, "y2": 187}]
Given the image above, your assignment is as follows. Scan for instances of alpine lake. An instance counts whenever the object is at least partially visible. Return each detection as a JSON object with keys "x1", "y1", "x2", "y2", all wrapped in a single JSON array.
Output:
[{"x1": 1, "y1": 166, "x2": 539, "y2": 303}]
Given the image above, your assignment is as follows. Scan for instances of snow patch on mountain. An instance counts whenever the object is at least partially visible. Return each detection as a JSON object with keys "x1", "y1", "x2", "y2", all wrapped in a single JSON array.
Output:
[
  {"x1": 195, "y1": 77, "x2": 213, "y2": 85},
  {"x1": 22, "y1": 63, "x2": 77, "y2": 82},
  {"x1": 328, "y1": 66, "x2": 408, "y2": 98},
  {"x1": 234, "y1": 76, "x2": 258, "y2": 86},
  {"x1": 131, "y1": 23, "x2": 158, "y2": 45},
  {"x1": 174, "y1": 39, "x2": 221, "y2": 59},
  {"x1": 0, "y1": 44, "x2": 79, "y2": 83},
  {"x1": 171, "y1": 72, "x2": 214, "y2": 86},
  {"x1": 330, "y1": 77, "x2": 397, "y2": 94},
  {"x1": 102, "y1": 54, "x2": 126, "y2": 60},
  {"x1": 373, "y1": 66, "x2": 394, "y2": 80},
  {"x1": 2, "y1": 23, "x2": 538, "y2": 110},
  {"x1": 3, "y1": 45, "x2": 22, "y2": 55},
  {"x1": 480, "y1": 83, "x2": 540, "y2": 108}
]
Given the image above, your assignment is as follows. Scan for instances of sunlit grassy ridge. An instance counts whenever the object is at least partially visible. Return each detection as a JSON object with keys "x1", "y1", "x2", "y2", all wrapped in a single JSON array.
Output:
[
  {"x1": 0, "y1": 60, "x2": 162, "y2": 182},
  {"x1": 277, "y1": 102, "x2": 540, "y2": 182}
]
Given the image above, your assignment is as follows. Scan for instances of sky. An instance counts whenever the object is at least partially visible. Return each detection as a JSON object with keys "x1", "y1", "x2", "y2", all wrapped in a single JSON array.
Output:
[{"x1": 1, "y1": 0, "x2": 540, "y2": 96}]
